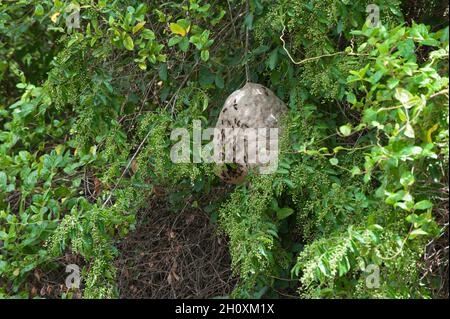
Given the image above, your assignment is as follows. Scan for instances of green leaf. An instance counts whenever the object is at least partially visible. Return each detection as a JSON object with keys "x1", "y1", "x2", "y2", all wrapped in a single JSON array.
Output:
[
  {"x1": 141, "y1": 29, "x2": 156, "y2": 40},
  {"x1": 409, "y1": 229, "x2": 428, "y2": 239},
  {"x1": 169, "y1": 23, "x2": 187, "y2": 36},
  {"x1": 215, "y1": 74, "x2": 224, "y2": 89},
  {"x1": 178, "y1": 37, "x2": 190, "y2": 52},
  {"x1": 0, "y1": 171, "x2": 7, "y2": 191},
  {"x1": 350, "y1": 166, "x2": 361, "y2": 176},
  {"x1": 244, "y1": 13, "x2": 254, "y2": 30},
  {"x1": 414, "y1": 200, "x2": 433, "y2": 210},
  {"x1": 404, "y1": 123, "x2": 415, "y2": 138},
  {"x1": 135, "y1": 3, "x2": 148, "y2": 18},
  {"x1": 132, "y1": 22, "x2": 146, "y2": 34},
  {"x1": 397, "y1": 109, "x2": 407, "y2": 121},
  {"x1": 406, "y1": 213, "x2": 419, "y2": 224},
  {"x1": 277, "y1": 207, "x2": 294, "y2": 220},
  {"x1": 123, "y1": 34, "x2": 134, "y2": 51},
  {"x1": 400, "y1": 172, "x2": 415, "y2": 187},
  {"x1": 158, "y1": 63, "x2": 168, "y2": 81},
  {"x1": 394, "y1": 88, "x2": 414, "y2": 108},
  {"x1": 0, "y1": 260, "x2": 6, "y2": 274},
  {"x1": 199, "y1": 67, "x2": 215, "y2": 86},
  {"x1": 196, "y1": 95, "x2": 208, "y2": 112},
  {"x1": 387, "y1": 78, "x2": 400, "y2": 89},
  {"x1": 339, "y1": 125, "x2": 352, "y2": 136},
  {"x1": 330, "y1": 158, "x2": 339, "y2": 166},
  {"x1": 346, "y1": 92, "x2": 357, "y2": 104},
  {"x1": 267, "y1": 49, "x2": 278, "y2": 70},
  {"x1": 168, "y1": 36, "x2": 181, "y2": 47},
  {"x1": 338, "y1": 257, "x2": 350, "y2": 276},
  {"x1": 34, "y1": 4, "x2": 44, "y2": 16},
  {"x1": 201, "y1": 50, "x2": 210, "y2": 62}
]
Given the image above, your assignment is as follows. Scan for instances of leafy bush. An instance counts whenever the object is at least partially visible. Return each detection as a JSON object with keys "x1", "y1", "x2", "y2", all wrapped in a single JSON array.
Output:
[{"x1": 0, "y1": 0, "x2": 448, "y2": 299}]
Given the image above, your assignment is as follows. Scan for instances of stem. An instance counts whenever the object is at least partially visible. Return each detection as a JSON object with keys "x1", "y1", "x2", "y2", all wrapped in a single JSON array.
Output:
[
  {"x1": 280, "y1": 25, "x2": 368, "y2": 65},
  {"x1": 244, "y1": 0, "x2": 250, "y2": 82}
]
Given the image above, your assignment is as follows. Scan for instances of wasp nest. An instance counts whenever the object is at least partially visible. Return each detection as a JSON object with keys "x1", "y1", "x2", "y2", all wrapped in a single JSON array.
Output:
[{"x1": 213, "y1": 82, "x2": 288, "y2": 184}]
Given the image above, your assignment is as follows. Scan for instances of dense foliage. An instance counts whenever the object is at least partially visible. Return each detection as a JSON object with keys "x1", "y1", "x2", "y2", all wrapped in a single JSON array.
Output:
[{"x1": 0, "y1": 0, "x2": 448, "y2": 299}]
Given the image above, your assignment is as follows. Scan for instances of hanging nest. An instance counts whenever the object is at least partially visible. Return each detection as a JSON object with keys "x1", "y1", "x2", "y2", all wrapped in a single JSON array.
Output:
[{"x1": 213, "y1": 82, "x2": 288, "y2": 184}]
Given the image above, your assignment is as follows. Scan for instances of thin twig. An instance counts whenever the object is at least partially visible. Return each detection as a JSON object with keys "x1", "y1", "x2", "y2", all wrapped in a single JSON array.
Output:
[
  {"x1": 280, "y1": 25, "x2": 368, "y2": 65},
  {"x1": 101, "y1": 128, "x2": 153, "y2": 208},
  {"x1": 244, "y1": 0, "x2": 250, "y2": 82}
]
